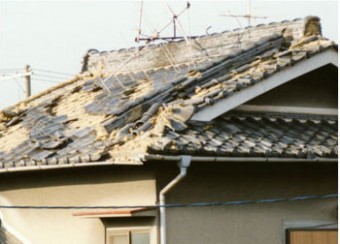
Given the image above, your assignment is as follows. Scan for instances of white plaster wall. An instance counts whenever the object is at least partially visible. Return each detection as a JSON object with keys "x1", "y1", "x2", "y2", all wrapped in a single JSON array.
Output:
[{"x1": 0, "y1": 166, "x2": 156, "y2": 244}]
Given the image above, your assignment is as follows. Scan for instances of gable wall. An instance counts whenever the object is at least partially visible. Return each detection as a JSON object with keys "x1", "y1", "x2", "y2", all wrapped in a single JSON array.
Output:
[
  {"x1": 154, "y1": 162, "x2": 337, "y2": 244},
  {"x1": 244, "y1": 64, "x2": 338, "y2": 109}
]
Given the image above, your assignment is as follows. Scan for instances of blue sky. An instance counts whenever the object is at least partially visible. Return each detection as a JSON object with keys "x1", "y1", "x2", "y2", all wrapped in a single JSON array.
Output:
[{"x1": 0, "y1": 0, "x2": 338, "y2": 109}]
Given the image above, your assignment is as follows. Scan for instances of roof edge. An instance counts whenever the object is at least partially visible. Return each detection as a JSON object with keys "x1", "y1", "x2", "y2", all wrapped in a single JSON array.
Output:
[
  {"x1": 144, "y1": 154, "x2": 337, "y2": 163},
  {"x1": 0, "y1": 154, "x2": 336, "y2": 174},
  {"x1": 0, "y1": 160, "x2": 142, "y2": 174},
  {"x1": 191, "y1": 48, "x2": 338, "y2": 121}
]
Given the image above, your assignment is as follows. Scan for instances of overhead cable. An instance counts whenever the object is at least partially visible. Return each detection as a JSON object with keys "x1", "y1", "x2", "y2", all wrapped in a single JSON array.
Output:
[
  {"x1": 32, "y1": 79, "x2": 60, "y2": 84},
  {"x1": 32, "y1": 73, "x2": 69, "y2": 80},
  {"x1": 0, "y1": 193, "x2": 336, "y2": 210},
  {"x1": 32, "y1": 68, "x2": 75, "y2": 77}
]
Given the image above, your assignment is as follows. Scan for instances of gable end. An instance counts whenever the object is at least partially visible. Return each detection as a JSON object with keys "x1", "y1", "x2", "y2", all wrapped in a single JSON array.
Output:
[{"x1": 192, "y1": 49, "x2": 338, "y2": 122}]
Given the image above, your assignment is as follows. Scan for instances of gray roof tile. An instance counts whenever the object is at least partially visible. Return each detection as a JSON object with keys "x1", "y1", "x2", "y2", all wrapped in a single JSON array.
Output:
[{"x1": 148, "y1": 116, "x2": 338, "y2": 159}]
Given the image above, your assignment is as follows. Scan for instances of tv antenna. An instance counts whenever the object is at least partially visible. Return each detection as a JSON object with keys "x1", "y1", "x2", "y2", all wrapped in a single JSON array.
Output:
[
  {"x1": 135, "y1": 1, "x2": 198, "y2": 43},
  {"x1": 220, "y1": 0, "x2": 267, "y2": 27}
]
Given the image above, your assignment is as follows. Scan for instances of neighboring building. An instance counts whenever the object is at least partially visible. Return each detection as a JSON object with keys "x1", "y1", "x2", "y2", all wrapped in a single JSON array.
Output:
[{"x1": 0, "y1": 16, "x2": 337, "y2": 244}]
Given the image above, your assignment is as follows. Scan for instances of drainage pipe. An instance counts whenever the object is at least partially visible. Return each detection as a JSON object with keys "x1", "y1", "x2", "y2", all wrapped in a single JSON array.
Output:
[{"x1": 159, "y1": 155, "x2": 191, "y2": 244}]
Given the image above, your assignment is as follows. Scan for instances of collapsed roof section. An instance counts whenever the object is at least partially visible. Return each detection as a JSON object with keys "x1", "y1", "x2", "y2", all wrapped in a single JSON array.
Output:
[{"x1": 0, "y1": 16, "x2": 337, "y2": 172}]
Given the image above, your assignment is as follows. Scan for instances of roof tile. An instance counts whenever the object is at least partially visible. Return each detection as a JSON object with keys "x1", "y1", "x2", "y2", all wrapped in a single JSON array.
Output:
[{"x1": 148, "y1": 116, "x2": 337, "y2": 159}]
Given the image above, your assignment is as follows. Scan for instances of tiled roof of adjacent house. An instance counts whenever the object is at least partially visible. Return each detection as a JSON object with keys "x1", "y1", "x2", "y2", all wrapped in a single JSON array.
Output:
[
  {"x1": 148, "y1": 116, "x2": 338, "y2": 158},
  {"x1": 0, "y1": 16, "x2": 337, "y2": 172}
]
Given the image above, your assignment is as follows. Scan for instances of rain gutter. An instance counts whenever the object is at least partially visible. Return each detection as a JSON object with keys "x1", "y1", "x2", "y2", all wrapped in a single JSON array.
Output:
[
  {"x1": 144, "y1": 155, "x2": 337, "y2": 163},
  {"x1": 0, "y1": 160, "x2": 141, "y2": 174},
  {"x1": 0, "y1": 155, "x2": 335, "y2": 174}
]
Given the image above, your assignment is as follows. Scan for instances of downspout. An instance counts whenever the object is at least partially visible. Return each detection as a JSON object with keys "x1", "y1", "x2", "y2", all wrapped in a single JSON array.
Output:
[{"x1": 159, "y1": 155, "x2": 191, "y2": 244}]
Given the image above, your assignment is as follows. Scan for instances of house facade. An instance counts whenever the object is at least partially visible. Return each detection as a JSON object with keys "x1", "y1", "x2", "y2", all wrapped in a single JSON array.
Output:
[{"x1": 0, "y1": 16, "x2": 337, "y2": 244}]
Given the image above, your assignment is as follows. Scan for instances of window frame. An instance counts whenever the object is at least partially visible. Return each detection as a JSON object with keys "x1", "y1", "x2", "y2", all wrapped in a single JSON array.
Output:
[
  {"x1": 103, "y1": 217, "x2": 156, "y2": 244},
  {"x1": 106, "y1": 226, "x2": 151, "y2": 244}
]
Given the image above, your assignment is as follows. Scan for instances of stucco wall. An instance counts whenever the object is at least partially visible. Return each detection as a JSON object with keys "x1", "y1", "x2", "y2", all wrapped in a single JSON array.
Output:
[
  {"x1": 0, "y1": 162, "x2": 337, "y2": 244},
  {"x1": 0, "y1": 166, "x2": 156, "y2": 244},
  {"x1": 155, "y1": 162, "x2": 337, "y2": 244}
]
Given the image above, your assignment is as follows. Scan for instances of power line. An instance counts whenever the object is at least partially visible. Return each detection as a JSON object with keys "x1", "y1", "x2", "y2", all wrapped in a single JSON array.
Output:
[
  {"x1": 0, "y1": 193, "x2": 336, "y2": 210},
  {"x1": 32, "y1": 73, "x2": 69, "y2": 80},
  {"x1": 31, "y1": 78, "x2": 60, "y2": 84},
  {"x1": 0, "y1": 68, "x2": 75, "y2": 77},
  {"x1": 0, "y1": 68, "x2": 23, "y2": 72},
  {"x1": 32, "y1": 68, "x2": 75, "y2": 76},
  {"x1": 0, "y1": 72, "x2": 32, "y2": 82},
  {"x1": 13, "y1": 77, "x2": 25, "y2": 93},
  {"x1": 31, "y1": 75, "x2": 62, "y2": 83},
  {"x1": 32, "y1": 72, "x2": 72, "y2": 80}
]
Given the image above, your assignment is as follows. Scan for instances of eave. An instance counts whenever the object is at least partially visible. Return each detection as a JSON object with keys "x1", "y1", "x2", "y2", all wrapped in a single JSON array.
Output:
[{"x1": 144, "y1": 155, "x2": 337, "y2": 163}]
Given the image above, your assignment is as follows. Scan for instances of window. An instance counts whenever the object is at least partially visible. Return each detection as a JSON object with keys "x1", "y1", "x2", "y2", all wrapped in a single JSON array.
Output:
[
  {"x1": 104, "y1": 217, "x2": 155, "y2": 244},
  {"x1": 107, "y1": 228, "x2": 150, "y2": 244}
]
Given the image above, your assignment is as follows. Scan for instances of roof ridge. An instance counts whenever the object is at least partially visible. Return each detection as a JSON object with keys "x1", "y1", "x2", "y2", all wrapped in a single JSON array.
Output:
[
  {"x1": 85, "y1": 17, "x2": 305, "y2": 56},
  {"x1": 83, "y1": 17, "x2": 309, "y2": 75}
]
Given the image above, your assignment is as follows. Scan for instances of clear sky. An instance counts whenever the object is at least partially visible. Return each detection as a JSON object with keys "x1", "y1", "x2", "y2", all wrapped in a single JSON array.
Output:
[{"x1": 0, "y1": 0, "x2": 338, "y2": 109}]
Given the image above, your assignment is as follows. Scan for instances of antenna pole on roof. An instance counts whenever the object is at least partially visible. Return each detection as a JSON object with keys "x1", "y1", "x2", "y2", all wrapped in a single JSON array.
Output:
[
  {"x1": 247, "y1": 0, "x2": 251, "y2": 27},
  {"x1": 135, "y1": 0, "x2": 144, "y2": 43},
  {"x1": 220, "y1": 0, "x2": 267, "y2": 27},
  {"x1": 135, "y1": 1, "x2": 195, "y2": 43},
  {"x1": 24, "y1": 65, "x2": 31, "y2": 98},
  {"x1": 173, "y1": 15, "x2": 176, "y2": 39}
]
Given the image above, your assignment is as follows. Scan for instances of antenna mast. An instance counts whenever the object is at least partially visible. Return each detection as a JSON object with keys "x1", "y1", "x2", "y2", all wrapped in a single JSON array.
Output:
[
  {"x1": 135, "y1": 0, "x2": 144, "y2": 43},
  {"x1": 135, "y1": 1, "x2": 198, "y2": 43},
  {"x1": 220, "y1": 0, "x2": 267, "y2": 27}
]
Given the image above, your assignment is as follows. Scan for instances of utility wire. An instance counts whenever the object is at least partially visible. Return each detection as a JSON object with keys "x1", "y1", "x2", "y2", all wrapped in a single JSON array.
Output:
[
  {"x1": 32, "y1": 73, "x2": 70, "y2": 80},
  {"x1": 32, "y1": 69, "x2": 75, "y2": 77},
  {"x1": 0, "y1": 68, "x2": 23, "y2": 72},
  {"x1": 0, "y1": 193, "x2": 336, "y2": 210},
  {"x1": 33, "y1": 69, "x2": 72, "y2": 78},
  {"x1": 13, "y1": 77, "x2": 25, "y2": 93},
  {"x1": 31, "y1": 76, "x2": 62, "y2": 83},
  {"x1": 31, "y1": 77, "x2": 61, "y2": 84},
  {"x1": 0, "y1": 68, "x2": 75, "y2": 77},
  {"x1": 32, "y1": 79, "x2": 60, "y2": 84}
]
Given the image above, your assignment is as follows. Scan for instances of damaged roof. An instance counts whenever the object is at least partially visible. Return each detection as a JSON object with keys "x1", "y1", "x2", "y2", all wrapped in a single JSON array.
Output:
[{"x1": 0, "y1": 16, "x2": 337, "y2": 172}]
